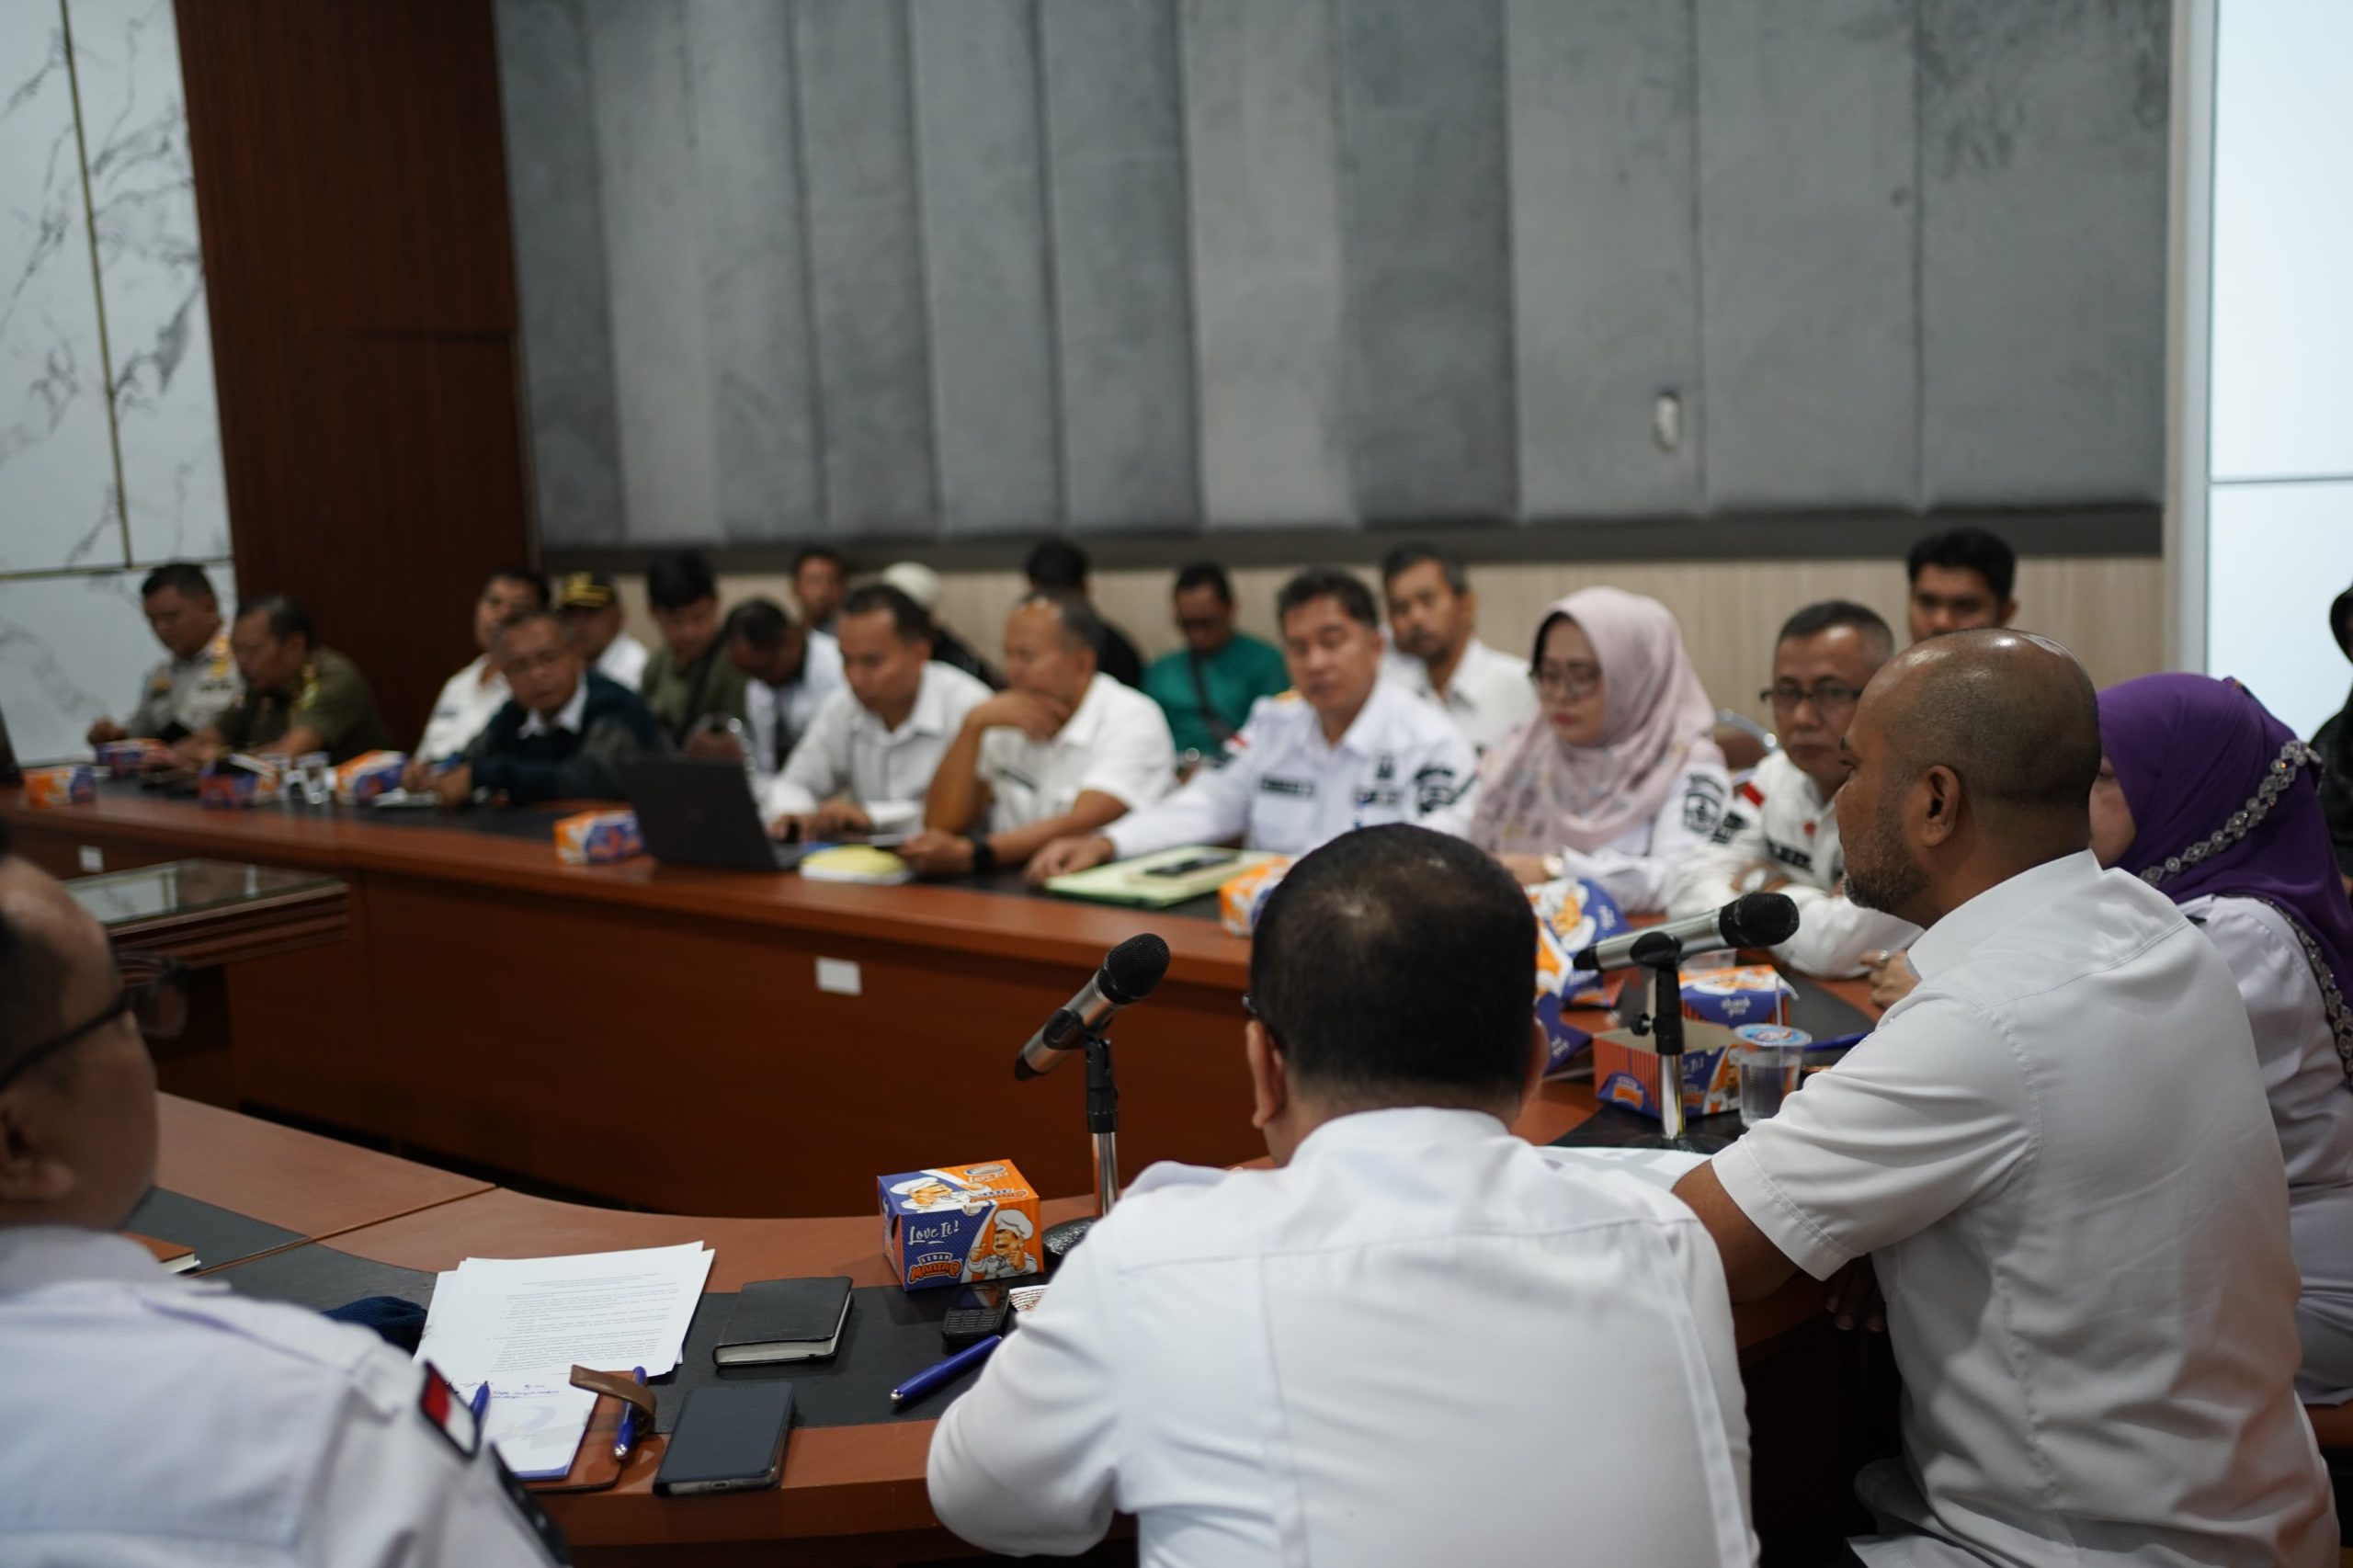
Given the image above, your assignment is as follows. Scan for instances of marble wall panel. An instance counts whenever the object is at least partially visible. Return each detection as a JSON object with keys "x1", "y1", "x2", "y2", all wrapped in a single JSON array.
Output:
[{"x1": 0, "y1": 559, "x2": 234, "y2": 764}]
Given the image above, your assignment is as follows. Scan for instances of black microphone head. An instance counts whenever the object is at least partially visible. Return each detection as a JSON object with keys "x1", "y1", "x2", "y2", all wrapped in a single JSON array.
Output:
[
  {"x1": 1722, "y1": 892, "x2": 1801, "y2": 949},
  {"x1": 1100, "y1": 933, "x2": 1171, "y2": 1006}
]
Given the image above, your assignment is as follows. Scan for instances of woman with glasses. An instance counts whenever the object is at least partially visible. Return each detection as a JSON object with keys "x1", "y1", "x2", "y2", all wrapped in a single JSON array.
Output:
[
  {"x1": 1465, "y1": 586, "x2": 1729, "y2": 913},
  {"x1": 2093, "y1": 672, "x2": 2353, "y2": 1404}
]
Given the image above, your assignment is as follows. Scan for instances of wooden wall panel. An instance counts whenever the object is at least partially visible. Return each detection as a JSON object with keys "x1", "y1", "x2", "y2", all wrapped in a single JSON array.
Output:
[{"x1": 176, "y1": 0, "x2": 534, "y2": 744}]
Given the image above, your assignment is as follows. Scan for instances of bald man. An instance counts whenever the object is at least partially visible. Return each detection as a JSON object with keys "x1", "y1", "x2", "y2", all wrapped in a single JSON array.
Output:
[{"x1": 1674, "y1": 631, "x2": 2335, "y2": 1567}]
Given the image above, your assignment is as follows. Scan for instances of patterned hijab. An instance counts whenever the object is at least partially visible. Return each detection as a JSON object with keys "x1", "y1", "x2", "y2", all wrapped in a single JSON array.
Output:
[{"x1": 1468, "y1": 587, "x2": 1721, "y2": 855}]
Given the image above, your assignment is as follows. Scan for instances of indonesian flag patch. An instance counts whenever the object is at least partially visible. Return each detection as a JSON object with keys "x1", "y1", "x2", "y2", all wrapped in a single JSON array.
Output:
[{"x1": 417, "y1": 1362, "x2": 483, "y2": 1459}]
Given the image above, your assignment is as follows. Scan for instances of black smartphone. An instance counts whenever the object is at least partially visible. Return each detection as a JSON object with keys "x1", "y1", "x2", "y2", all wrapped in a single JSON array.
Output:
[
  {"x1": 1141, "y1": 849, "x2": 1237, "y2": 879},
  {"x1": 652, "y1": 1383, "x2": 796, "y2": 1496},
  {"x1": 941, "y1": 1283, "x2": 1008, "y2": 1346}
]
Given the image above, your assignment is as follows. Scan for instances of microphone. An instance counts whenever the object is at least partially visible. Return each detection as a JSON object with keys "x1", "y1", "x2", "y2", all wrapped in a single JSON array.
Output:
[
  {"x1": 1571, "y1": 892, "x2": 1800, "y2": 972},
  {"x1": 1013, "y1": 933, "x2": 1171, "y2": 1079}
]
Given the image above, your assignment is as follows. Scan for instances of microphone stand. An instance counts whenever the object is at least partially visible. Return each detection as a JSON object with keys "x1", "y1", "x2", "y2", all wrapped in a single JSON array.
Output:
[
  {"x1": 1628, "y1": 937, "x2": 1697, "y2": 1149},
  {"x1": 1041, "y1": 1027, "x2": 1121, "y2": 1264}
]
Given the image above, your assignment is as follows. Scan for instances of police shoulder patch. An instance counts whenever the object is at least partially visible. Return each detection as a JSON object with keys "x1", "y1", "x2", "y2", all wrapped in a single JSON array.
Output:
[{"x1": 1681, "y1": 775, "x2": 1727, "y2": 835}]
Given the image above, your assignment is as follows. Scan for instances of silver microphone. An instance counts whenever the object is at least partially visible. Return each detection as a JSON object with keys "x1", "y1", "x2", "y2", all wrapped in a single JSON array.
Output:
[
  {"x1": 1571, "y1": 892, "x2": 1800, "y2": 972},
  {"x1": 1013, "y1": 934, "x2": 1172, "y2": 1079}
]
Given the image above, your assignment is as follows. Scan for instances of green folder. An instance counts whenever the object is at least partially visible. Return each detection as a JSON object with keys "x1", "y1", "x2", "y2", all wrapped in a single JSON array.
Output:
[{"x1": 1044, "y1": 846, "x2": 1275, "y2": 908}]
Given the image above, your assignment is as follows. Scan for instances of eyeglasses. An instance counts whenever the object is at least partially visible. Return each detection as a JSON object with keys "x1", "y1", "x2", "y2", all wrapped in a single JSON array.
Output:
[
  {"x1": 1530, "y1": 662, "x2": 1602, "y2": 699},
  {"x1": 0, "y1": 949, "x2": 189, "y2": 1092},
  {"x1": 1759, "y1": 683, "x2": 1864, "y2": 717}
]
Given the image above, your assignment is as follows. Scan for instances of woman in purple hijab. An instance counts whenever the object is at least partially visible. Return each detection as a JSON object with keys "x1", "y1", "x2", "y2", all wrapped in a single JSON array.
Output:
[{"x1": 2097, "y1": 672, "x2": 2353, "y2": 1403}]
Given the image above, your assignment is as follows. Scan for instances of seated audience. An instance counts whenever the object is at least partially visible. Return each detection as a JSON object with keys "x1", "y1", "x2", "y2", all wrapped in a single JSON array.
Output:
[
  {"x1": 401, "y1": 610, "x2": 665, "y2": 808},
  {"x1": 1140, "y1": 562, "x2": 1289, "y2": 763},
  {"x1": 1379, "y1": 542, "x2": 1536, "y2": 753},
  {"x1": 638, "y1": 550, "x2": 747, "y2": 748},
  {"x1": 1026, "y1": 539, "x2": 1143, "y2": 687},
  {"x1": 417, "y1": 566, "x2": 546, "y2": 761},
  {"x1": 901, "y1": 595, "x2": 1175, "y2": 879},
  {"x1": 181, "y1": 596, "x2": 391, "y2": 766},
  {"x1": 1905, "y1": 525, "x2": 2017, "y2": 642},
  {"x1": 2317, "y1": 582, "x2": 2353, "y2": 893},
  {"x1": 0, "y1": 821, "x2": 565, "y2": 1564},
  {"x1": 1668, "y1": 600, "x2": 1918, "y2": 975},
  {"x1": 556, "y1": 570, "x2": 649, "y2": 690},
  {"x1": 931, "y1": 824, "x2": 1755, "y2": 1565},
  {"x1": 85, "y1": 562, "x2": 240, "y2": 747},
  {"x1": 880, "y1": 562, "x2": 1002, "y2": 689},
  {"x1": 2095, "y1": 672, "x2": 2353, "y2": 1404},
  {"x1": 762, "y1": 585, "x2": 991, "y2": 838},
  {"x1": 723, "y1": 597, "x2": 841, "y2": 783},
  {"x1": 1028, "y1": 569, "x2": 1475, "y2": 881},
  {"x1": 1466, "y1": 586, "x2": 1728, "y2": 913},
  {"x1": 1675, "y1": 630, "x2": 2336, "y2": 1565},
  {"x1": 792, "y1": 544, "x2": 847, "y2": 635}
]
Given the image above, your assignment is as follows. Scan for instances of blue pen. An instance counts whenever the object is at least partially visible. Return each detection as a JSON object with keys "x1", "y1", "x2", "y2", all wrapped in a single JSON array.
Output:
[
  {"x1": 1805, "y1": 1031, "x2": 1871, "y2": 1052},
  {"x1": 890, "y1": 1335, "x2": 1002, "y2": 1409},
  {"x1": 612, "y1": 1366, "x2": 647, "y2": 1461},
  {"x1": 470, "y1": 1381, "x2": 491, "y2": 1423}
]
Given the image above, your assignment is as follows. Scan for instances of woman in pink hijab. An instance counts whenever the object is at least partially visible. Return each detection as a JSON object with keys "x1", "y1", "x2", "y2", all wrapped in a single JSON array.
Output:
[{"x1": 1467, "y1": 587, "x2": 1729, "y2": 912}]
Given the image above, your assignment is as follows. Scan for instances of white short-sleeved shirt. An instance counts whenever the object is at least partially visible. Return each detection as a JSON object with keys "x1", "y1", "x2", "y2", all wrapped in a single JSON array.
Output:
[
  {"x1": 126, "y1": 631, "x2": 242, "y2": 738},
  {"x1": 928, "y1": 1108, "x2": 1754, "y2": 1568},
  {"x1": 744, "y1": 630, "x2": 843, "y2": 779},
  {"x1": 0, "y1": 1226, "x2": 560, "y2": 1567},
  {"x1": 1383, "y1": 637, "x2": 1539, "y2": 754},
  {"x1": 978, "y1": 672, "x2": 1176, "y2": 833},
  {"x1": 1102, "y1": 680, "x2": 1478, "y2": 860},
  {"x1": 1666, "y1": 749, "x2": 1920, "y2": 975},
  {"x1": 596, "y1": 632, "x2": 650, "y2": 692},
  {"x1": 1712, "y1": 853, "x2": 2335, "y2": 1567},
  {"x1": 762, "y1": 661, "x2": 993, "y2": 819},
  {"x1": 418, "y1": 656, "x2": 510, "y2": 762}
]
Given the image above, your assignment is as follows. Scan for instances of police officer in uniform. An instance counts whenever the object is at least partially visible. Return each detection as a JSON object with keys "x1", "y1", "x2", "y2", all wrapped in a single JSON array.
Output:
[
  {"x1": 1029, "y1": 568, "x2": 1477, "y2": 881},
  {"x1": 0, "y1": 819, "x2": 565, "y2": 1565},
  {"x1": 85, "y1": 562, "x2": 241, "y2": 747}
]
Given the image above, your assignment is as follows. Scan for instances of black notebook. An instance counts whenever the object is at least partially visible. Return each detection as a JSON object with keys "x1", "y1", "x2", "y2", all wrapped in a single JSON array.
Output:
[{"x1": 712, "y1": 1276, "x2": 855, "y2": 1367}]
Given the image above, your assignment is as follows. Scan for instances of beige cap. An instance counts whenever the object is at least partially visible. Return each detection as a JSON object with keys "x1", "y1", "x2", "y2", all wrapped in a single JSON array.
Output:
[{"x1": 880, "y1": 562, "x2": 941, "y2": 611}]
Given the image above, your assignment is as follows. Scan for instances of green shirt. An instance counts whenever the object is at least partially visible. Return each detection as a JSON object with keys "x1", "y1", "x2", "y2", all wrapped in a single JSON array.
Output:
[
  {"x1": 1142, "y1": 633, "x2": 1290, "y2": 757},
  {"x1": 211, "y1": 646, "x2": 392, "y2": 764},
  {"x1": 639, "y1": 642, "x2": 749, "y2": 746}
]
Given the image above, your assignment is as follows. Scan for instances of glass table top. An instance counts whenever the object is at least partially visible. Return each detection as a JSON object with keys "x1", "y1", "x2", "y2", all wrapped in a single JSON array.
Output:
[{"x1": 66, "y1": 859, "x2": 345, "y2": 927}]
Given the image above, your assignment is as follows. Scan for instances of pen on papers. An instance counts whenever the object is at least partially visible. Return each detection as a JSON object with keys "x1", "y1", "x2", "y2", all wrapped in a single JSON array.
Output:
[
  {"x1": 470, "y1": 1381, "x2": 491, "y2": 1423},
  {"x1": 890, "y1": 1335, "x2": 1002, "y2": 1409},
  {"x1": 613, "y1": 1366, "x2": 646, "y2": 1461}
]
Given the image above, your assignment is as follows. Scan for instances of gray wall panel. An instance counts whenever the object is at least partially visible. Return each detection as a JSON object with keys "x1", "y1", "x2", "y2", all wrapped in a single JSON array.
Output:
[
  {"x1": 1337, "y1": 0, "x2": 1516, "y2": 523},
  {"x1": 911, "y1": 0, "x2": 1061, "y2": 537},
  {"x1": 686, "y1": 1, "x2": 822, "y2": 541},
  {"x1": 1919, "y1": 0, "x2": 2166, "y2": 505},
  {"x1": 1041, "y1": 0, "x2": 1200, "y2": 532},
  {"x1": 496, "y1": 0, "x2": 624, "y2": 548},
  {"x1": 1507, "y1": 0, "x2": 1701, "y2": 520},
  {"x1": 1697, "y1": 0, "x2": 1919, "y2": 510},
  {"x1": 796, "y1": 0, "x2": 937, "y2": 536},
  {"x1": 584, "y1": 0, "x2": 716, "y2": 542},
  {"x1": 1181, "y1": 0, "x2": 1349, "y2": 529}
]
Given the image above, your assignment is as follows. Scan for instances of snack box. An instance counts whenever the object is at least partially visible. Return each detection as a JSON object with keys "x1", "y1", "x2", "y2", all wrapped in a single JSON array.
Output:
[
  {"x1": 197, "y1": 756, "x2": 282, "y2": 810},
  {"x1": 555, "y1": 809, "x2": 642, "y2": 866},
  {"x1": 878, "y1": 1160, "x2": 1042, "y2": 1291},
  {"x1": 1678, "y1": 964, "x2": 1794, "y2": 1028},
  {"x1": 95, "y1": 739, "x2": 167, "y2": 778},
  {"x1": 1592, "y1": 1020, "x2": 1745, "y2": 1121},
  {"x1": 1529, "y1": 878, "x2": 1628, "y2": 1074},
  {"x1": 1217, "y1": 856, "x2": 1292, "y2": 937},
  {"x1": 334, "y1": 749, "x2": 409, "y2": 804},
  {"x1": 24, "y1": 765, "x2": 96, "y2": 808}
]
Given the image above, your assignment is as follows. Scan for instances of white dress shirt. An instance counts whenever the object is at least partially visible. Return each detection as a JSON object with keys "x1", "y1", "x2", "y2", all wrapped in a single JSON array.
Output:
[
  {"x1": 1383, "y1": 637, "x2": 1539, "y2": 753},
  {"x1": 1712, "y1": 853, "x2": 2335, "y2": 1567},
  {"x1": 1666, "y1": 749, "x2": 1920, "y2": 974},
  {"x1": 762, "y1": 660, "x2": 993, "y2": 819},
  {"x1": 595, "y1": 632, "x2": 650, "y2": 691},
  {"x1": 0, "y1": 1226, "x2": 558, "y2": 1567},
  {"x1": 2187, "y1": 893, "x2": 2353, "y2": 1403},
  {"x1": 928, "y1": 1108, "x2": 1755, "y2": 1568},
  {"x1": 418, "y1": 655, "x2": 509, "y2": 761},
  {"x1": 744, "y1": 630, "x2": 843, "y2": 779},
  {"x1": 1103, "y1": 681, "x2": 1478, "y2": 859},
  {"x1": 978, "y1": 672, "x2": 1176, "y2": 832}
]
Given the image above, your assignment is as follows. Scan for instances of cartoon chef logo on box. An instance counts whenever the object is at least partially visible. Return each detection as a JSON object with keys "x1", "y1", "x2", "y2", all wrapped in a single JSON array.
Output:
[{"x1": 879, "y1": 1159, "x2": 1042, "y2": 1290}]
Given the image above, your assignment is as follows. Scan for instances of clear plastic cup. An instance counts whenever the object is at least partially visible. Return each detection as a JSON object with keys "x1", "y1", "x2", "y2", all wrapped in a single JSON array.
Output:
[{"x1": 1736, "y1": 1047, "x2": 1802, "y2": 1124}]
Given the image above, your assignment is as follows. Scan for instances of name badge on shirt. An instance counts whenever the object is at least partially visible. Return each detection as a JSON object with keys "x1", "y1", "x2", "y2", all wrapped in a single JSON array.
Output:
[
  {"x1": 1768, "y1": 840, "x2": 1816, "y2": 873},
  {"x1": 1259, "y1": 776, "x2": 1315, "y2": 799}
]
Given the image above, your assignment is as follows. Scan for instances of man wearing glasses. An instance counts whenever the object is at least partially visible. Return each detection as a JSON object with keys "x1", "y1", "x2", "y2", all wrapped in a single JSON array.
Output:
[
  {"x1": 0, "y1": 824, "x2": 564, "y2": 1564},
  {"x1": 1665, "y1": 600, "x2": 1919, "y2": 978}
]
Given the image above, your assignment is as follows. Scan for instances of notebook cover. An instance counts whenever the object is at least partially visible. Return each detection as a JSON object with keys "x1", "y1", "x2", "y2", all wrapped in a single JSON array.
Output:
[
  {"x1": 1045, "y1": 846, "x2": 1273, "y2": 906},
  {"x1": 713, "y1": 1277, "x2": 853, "y2": 1365},
  {"x1": 124, "y1": 1230, "x2": 200, "y2": 1273}
]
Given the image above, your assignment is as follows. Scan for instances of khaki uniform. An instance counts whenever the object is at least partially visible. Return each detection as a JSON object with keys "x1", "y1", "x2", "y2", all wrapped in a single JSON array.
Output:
[
  {"x1": 211, "y1": 647, "x2": 392, "y2": 763},
  {"x1": 125, "y1": 631, "x2": 242, "y2": 739}
]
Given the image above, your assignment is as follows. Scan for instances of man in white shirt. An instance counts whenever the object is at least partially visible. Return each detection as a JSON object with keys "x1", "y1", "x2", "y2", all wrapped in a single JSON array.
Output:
[
  {"x1": 0, "y1": 823, "x2": 563, "y2": 1566},
  {"x1": 85, "y1": 562, "x2": 242, "y2": 746},
  {"x1": 762, "y1": 584, "x2": 991, "y2": 839},
  {"x1": 1668, "y1": 600, "x2": 1919, "y2": 976},
  {"x1": 417, "y1": 566, "x2": 546, "y2": 761},
  {"x1": 930, "y1": 824, "x2": 1755, "y2": 1567},
  {"x1": 1674, "y1": 630, "x2": 2336, "y2": 1567},
  {"x1": 1380, "y1": 542, "x2": 1536, "y2": 752},
  {"x1": 1028, "y1": 569, "x2": 1477, "y2": 881},
  {"x1": 900, "y1": 595, "x2": 1174, "y2": 879},
  {"x1": 556, "y1": 570, "x2": 649, "y2": 690},
  {"x1": 722, "y1": 597, "x2": 841, "y2": 783}
]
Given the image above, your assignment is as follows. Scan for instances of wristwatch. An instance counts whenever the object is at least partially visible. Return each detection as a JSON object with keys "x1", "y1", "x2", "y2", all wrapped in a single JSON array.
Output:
[{"x1": 966, "y1": 833, "x2": 997, "y2": 875}]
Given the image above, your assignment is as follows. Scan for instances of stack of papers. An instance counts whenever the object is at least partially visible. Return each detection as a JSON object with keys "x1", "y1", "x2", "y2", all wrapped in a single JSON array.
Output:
[{"x1": 415, "y1": 1242, "x2": 713, "y2": 1479}]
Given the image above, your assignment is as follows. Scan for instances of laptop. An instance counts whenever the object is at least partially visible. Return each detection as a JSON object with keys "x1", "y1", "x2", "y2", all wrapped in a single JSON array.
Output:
[{"x1": 618, "y1": 755, "x2": 808, "y2": 871}]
